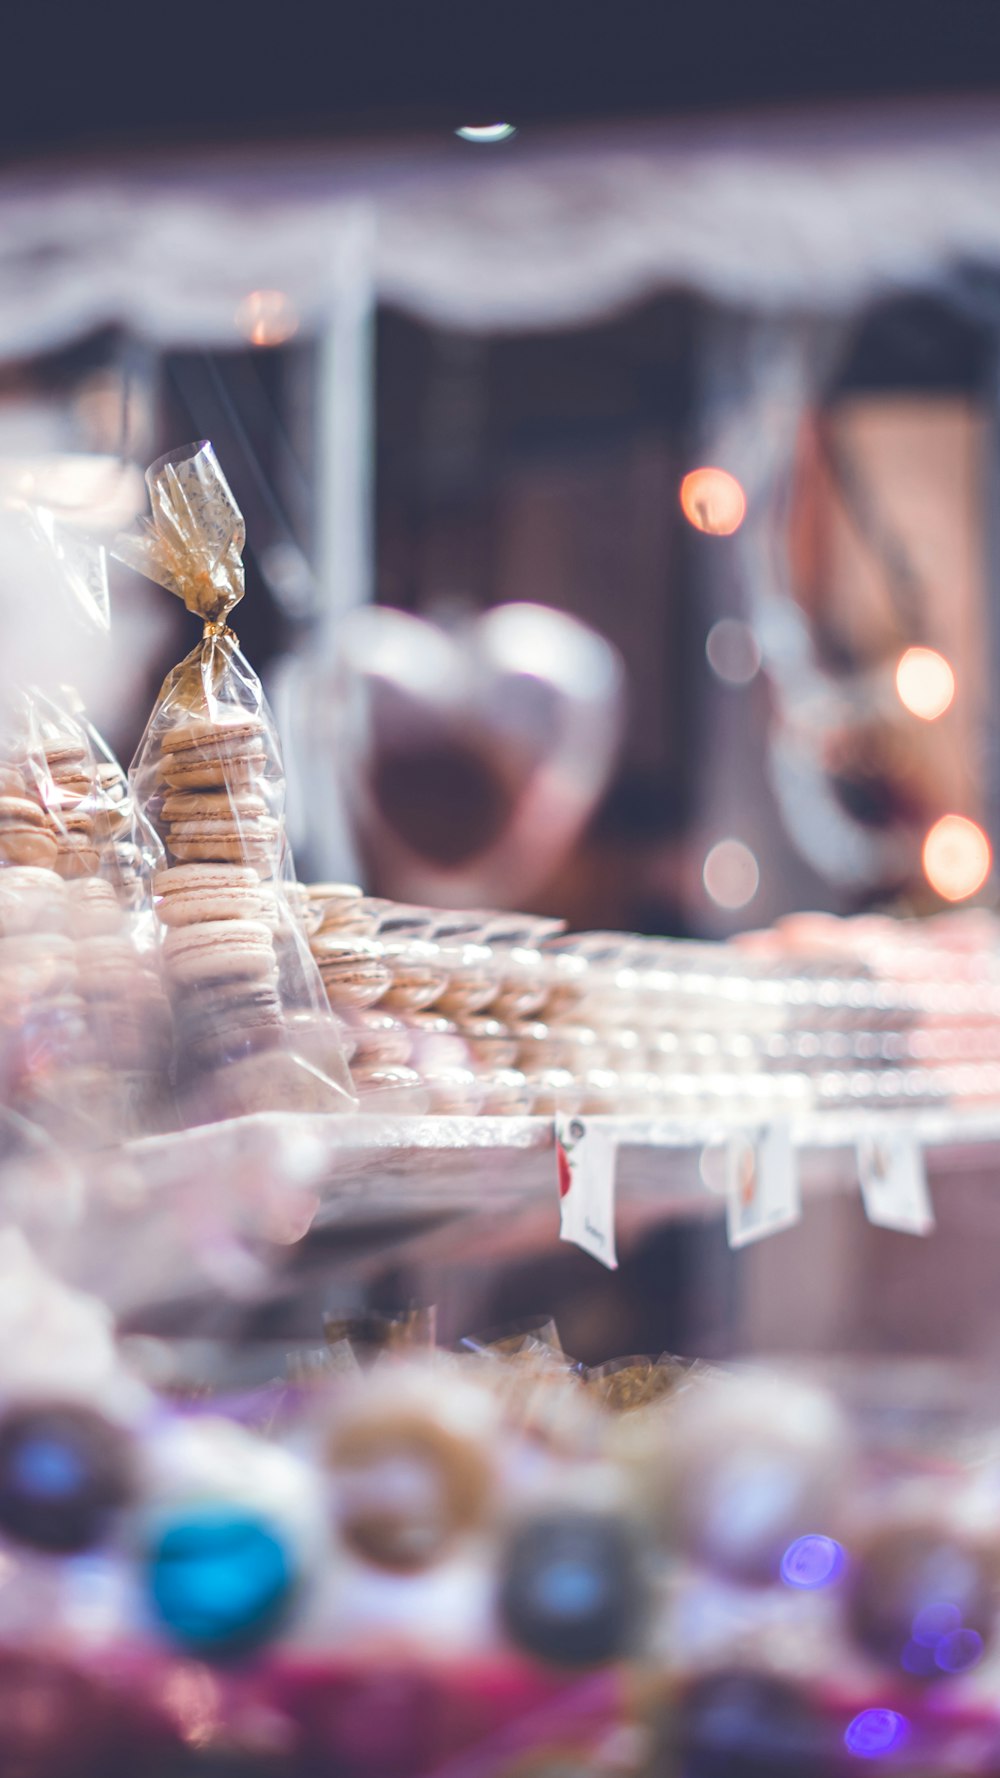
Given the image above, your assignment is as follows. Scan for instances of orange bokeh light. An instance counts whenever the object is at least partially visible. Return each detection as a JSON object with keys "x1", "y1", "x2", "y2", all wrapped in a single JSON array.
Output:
[
  {"x1": 922, "y1": 814, "x2": 991, "y2": 902},
  {"x1": 680, "y1": 467, "x2": 747, "y2": 536},
  {"x1": 234, "y1": 290, "x2": 299, "y2": 348},
  {"x1": 895, "y1": 646, "x2": 956, "y2": 721}
]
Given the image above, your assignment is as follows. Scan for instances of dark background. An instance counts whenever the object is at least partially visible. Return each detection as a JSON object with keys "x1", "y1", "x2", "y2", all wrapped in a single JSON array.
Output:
[{"x1": 2, "y1": 0, "x2": 999, "y2": 163}]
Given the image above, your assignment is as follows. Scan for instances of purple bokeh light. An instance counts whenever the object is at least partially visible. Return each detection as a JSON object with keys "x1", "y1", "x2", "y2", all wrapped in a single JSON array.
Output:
[
  {"x1": 845, "y1": 1708, "x2": 910, "y2": 1759},
  {"x1": 780, "y1": 1534, "x2": 845, "y2": 1590}
]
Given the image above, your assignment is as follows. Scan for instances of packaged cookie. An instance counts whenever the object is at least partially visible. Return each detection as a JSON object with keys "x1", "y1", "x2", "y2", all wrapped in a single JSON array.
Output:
[
  {"x1": 114, "y1": 442, "x2": 354, "y2": 1119},
  {"x1": 0, "y1": 691, "x2": 172, "y2": 1144}
]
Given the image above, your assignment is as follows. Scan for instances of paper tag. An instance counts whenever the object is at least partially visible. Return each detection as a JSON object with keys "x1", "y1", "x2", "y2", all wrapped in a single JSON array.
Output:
[
  {"x1": 725, "y1": 1124, "x2": 801, "y2": 1248},
  {"x1": 858, "y1": 1127, "x2": 934, "y2": 1235},
  {"x1": 555, "y1": 1115, "x2": 619, "y2": 1269}
]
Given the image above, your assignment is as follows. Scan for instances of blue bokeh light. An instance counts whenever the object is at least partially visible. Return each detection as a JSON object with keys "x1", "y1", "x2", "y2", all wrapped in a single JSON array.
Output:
[
  {"x1": 935, "y1": 1627, "x2": 984, "y2": 1674},
  {"x1": 911, "y1": 1601, "x2": 961, "y2": 1648},
  {"x1": 780, "y1": 1533, "x2": 845, "y2": 1589},
  {"x1": 845, "y1": 1708, "x2": 910, "y2": 1759}
]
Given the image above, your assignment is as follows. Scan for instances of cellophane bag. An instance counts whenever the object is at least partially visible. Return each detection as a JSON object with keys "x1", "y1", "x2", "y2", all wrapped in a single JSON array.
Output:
[
  {"x1": 0, "y1": 687, "x2": 171, "y2": 1148},
  {"x1": 113, "y1": 441, "x2": 355, "y2": 1123}
]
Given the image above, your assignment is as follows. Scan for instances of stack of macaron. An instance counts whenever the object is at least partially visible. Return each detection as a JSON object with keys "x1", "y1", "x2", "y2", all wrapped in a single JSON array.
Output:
[
  {"x1": 41, "y1": 732, "x2": 102, "y2": 879},
  {"x1": 142, "y1": 708, "x2": 354, "y2": 1119},
  {"x1": 0, "y1": 761, "x2": 59, "y2": 870},
  {"x1": 0, "y1": 862, "x2": 171, "y2": 1142},
  {"x1": 154, "y1": 862, "x2": 283, "y2": 1072},
  {"x1": 147, "y1": 710, "x2": 286, "y2": 1097},
  {"x1": 156, "y1": 711, "x2": 278, "y2": 870}
]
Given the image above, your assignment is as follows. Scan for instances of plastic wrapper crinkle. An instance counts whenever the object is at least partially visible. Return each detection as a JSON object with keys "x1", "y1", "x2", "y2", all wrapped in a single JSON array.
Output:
[
  {"x1": 114, "y1": 442, "x2": 355, "y2": 1120},
  {"x1": 0, "y1": 706, "x2": 171, "y2": 1146}
]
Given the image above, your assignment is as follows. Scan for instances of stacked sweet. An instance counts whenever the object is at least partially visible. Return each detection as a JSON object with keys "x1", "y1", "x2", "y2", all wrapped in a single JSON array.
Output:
[
  {"x1": 0, "y1": 861, "x2": 170, "y2": 1143},
  {"x1": 301, "y1": 893, "x2": 1000, "y2": 1122},
  {"x1": 147, "y1": 709, "x2": 351, "y2": 1120}
]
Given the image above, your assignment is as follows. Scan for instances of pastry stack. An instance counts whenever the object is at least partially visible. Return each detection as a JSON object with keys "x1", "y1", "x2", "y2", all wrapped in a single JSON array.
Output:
[
  {"x1": 150, "y1": 711, "x2": 282, "y2": 1079},
  {"x1": 0, "y1": 860, "x2": 170, "y2": 1143},
  {"x1": 148, "y1": 709, "x2": 349, "y2": 1118}
]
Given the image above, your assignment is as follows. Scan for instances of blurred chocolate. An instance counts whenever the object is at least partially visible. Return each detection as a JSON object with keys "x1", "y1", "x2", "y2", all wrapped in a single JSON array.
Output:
[
  {"x1": 498, "y1": 1508, "x2": 646, "y2": 1668},
  {"x1": 0, "y1": 1400, "x2": 134, "y2": 1552},
  {"x1": 847, "y1": 1504, "x2": 997, "y2": 1677}
]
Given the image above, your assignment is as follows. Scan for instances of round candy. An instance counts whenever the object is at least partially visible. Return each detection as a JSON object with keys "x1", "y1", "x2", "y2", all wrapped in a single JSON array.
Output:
[
  {"x1": 326, "y1": 1372, "x2": 495, "y2": 1572},
  {"x1": 498, "y1": 1509, "x2": 645, "y2": 1668},
  {"x1": 147, "y1": 1509, "x2": 296, "y2": 1657},
  {"x1": 847, "y1": 1507, "x2": 996, "y2": 1678},
  {"x1": 0, "y1": 1401, "x2": 134, "y2": 1553},
  {"x1": 657, "y1": 1374, "x2": 850, "y2": 1584}
]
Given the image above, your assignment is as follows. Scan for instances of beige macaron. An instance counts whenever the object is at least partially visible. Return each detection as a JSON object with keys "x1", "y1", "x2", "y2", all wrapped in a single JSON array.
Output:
[{"x1": 162, "y1": 917, "x2": 278, "y2": 985}]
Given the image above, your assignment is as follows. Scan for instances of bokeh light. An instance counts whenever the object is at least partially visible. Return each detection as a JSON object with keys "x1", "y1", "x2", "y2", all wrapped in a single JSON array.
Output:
[
  {"x1": 680, "y1": 467, "x2": 747, "y2": 536},
  {"x1": 922, "y1": 814, "x2": 991, "y2": 902},
  {"x1": 780, "y1": 1534, "x2": 844, "y2": 1589},
  {"x1": 234, "y1": 290, "x2": 300, "y2": 348},
  {"x1": 703, "y1": 839, "x2": 760, "y2": 910},
  {"x1": 844, "y1": 1708, "x2": 909, "y2": 1760},
  {"x1": 935, "y1": 1627, "x2": 984, "y2": 1673},
  {"x1": 895, "y1": 647, "x2": 955, "y2": 721},
  {"x1": 455, "y1": 124, "x2": 518, "y2": 143},
  {"x1": 706, "y1": 617, "x2": 761, "y2": 685}
]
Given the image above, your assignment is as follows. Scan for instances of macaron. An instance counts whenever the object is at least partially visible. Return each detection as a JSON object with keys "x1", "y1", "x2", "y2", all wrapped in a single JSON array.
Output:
[
  {"x1": 0, "y1": 932, "x2": 76, "y2": 999},
  {"x1": 0, "y1": 868, "x2": 69, "y2": 937},
  {"x1": 161, "y1": 787, "x2": 269, "y2": 820},
  {"x1": 162, "y1": 918, "x2": 278, "y2": 986},
  {"x1": 160, "y1": 714, "x2": 269, "y2": 791},
  {"x1": 154, "y1": 862, "x2": 266, "y2": 926},
  {"x1": 312, "y1": 935, "x2": 392, "y2": 1009},
  {"x1": 75, "y1": 935, "x2": 141, "y2": 999},
  {"x1": 351, "y1": 1063, "x2": 428, "y2": 1111},
  {"x1": 0, "y1": 766, "x2": 26, "y2": 799},
  {"x1": 167, "y1": 816, "x2": 279, "y2": 869},
  {"x1": 54, "y1": 833, "x2": 101, "y2": 879},
  {"x1": 174, "y1": 979, "x2": 285, "y2": 1065},
  {"x1": 0, "y1": 796, "x2": 58, "y2": 869},
  {"x1": 68, "y1": 877, "x2": 122, "y2": 938},
  {"x1": 346, "y1": 1009, "x2": 412, "y2": 1067},
  {"x1": 377, "y1": 940, "x2": 448, "y2": 1013},
  {"x1": 479, "y1": 1068, "x2": 534, "y2": 1115}
]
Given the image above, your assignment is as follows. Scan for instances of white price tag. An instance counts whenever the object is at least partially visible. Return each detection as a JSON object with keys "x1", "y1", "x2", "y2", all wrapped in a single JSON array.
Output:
[
  {"x1": 858, "y1": 1127, "x2": 934, "y2": 1235},
  {"x1": 725, "y1": 1124, "x2": 801, "y2": 1249},
  {"x1": 555, "y1": 1115, "x2": 619, "y2": 1269}
]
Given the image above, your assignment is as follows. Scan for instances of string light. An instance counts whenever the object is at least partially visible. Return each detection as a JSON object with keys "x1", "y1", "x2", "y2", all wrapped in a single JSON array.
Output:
[
  {"x1": 455, "y1": 124, "x2": 517, "y2": 143},
  {"x1": 680, "y1": 468, "x2": 746, "y2": 537},
  {"x1": 234, "y1": 291, "x2": 299, "y2": 348},
  {"x1": 895, "y1": 647, "x2": 955, "y2": 722},
  {"x1": 922, "y1": 814, "x2": 991, "y2": 902},
  {"x1": 703, "y1": 839, "x2": 759, "y2": 910}
]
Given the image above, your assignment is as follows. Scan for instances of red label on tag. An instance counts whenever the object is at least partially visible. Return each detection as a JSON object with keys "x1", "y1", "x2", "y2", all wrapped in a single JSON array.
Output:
[{"x1": 556, "y1": 1141, "x2": 572, "y2": 1200}]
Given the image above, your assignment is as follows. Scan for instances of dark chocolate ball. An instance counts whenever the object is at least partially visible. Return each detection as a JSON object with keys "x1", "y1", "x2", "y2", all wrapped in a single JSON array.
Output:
[
  {"x1": 0, "y1": 1400, "x2": 134, "y2": 1553},
  {"x1": 847, "y1": 1514, "x2": 996, "y2": 1678},
  {"x1": 498, "y1": 1509, "x2": 646, "y2": 1668}
]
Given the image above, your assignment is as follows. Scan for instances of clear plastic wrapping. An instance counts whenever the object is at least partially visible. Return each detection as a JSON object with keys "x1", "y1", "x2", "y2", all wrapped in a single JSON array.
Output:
[
  {"x1": 0, "y1": 687, "x2": 171, "y2": 1146},
  {"x1": 114, "y1": 442, "x2": 355, "y2": 1121}
]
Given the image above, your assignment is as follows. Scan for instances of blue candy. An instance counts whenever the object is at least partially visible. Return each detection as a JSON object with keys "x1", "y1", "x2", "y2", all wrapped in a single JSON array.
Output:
[{"x1": 148, "y1": 1510, "x2": 296, "y2": 1656}]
